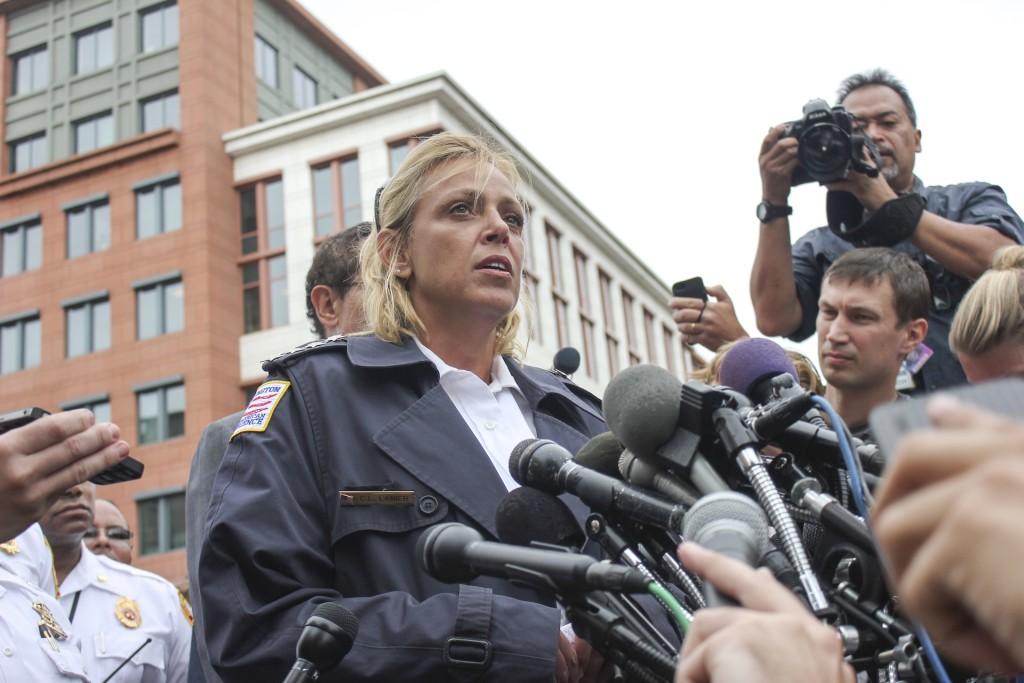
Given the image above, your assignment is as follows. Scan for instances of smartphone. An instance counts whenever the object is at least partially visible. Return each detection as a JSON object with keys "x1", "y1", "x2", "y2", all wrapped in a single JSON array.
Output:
[
  {"x1": 0, "y1": 406, "x2": 144, "y2": 485},
  {"x1": 869, "y1": 378, "x2": 1024, "y2": 461},
  {"x1": 672, "y1": 276, "x2": 708, "y2": 301}
]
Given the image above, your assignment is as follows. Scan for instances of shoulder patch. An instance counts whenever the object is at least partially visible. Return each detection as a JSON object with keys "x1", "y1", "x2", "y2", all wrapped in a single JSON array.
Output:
[
  {"x1": 262, "y1": 334, "x2": 348, "y2": 373},
  {"x1": 231, "y1": 380, "x2": 291, "y2": 441}
]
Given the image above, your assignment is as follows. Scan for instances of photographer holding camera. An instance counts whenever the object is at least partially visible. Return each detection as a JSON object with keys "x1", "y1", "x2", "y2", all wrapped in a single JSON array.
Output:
[{"x1": 751, "y1": 68, "x2": 1024, "y2": 392}]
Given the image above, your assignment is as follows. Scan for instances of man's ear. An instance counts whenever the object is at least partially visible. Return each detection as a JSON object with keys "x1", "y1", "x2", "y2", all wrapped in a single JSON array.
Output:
[
  {"x1": 310, "y1": 285, "x2": 340, "y2": 331},
  {"x1": 377, "y1": 230, "x2": 411, "y2": 279},
  {"x1": 900, "y1": 317, "x2": 928, "y2": 357},
  {"x1": 915, "y1": 128, "x2": 922, "y2": 154}
]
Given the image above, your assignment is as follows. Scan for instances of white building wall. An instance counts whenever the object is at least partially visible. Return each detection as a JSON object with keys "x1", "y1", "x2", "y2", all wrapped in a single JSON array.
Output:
[{"x1": 228, "y1": 73, "x2": 695, "y2": 396}]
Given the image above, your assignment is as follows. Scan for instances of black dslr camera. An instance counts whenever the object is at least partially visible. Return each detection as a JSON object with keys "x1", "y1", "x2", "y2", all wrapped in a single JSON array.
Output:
[{"x1": 784, "y1": 99, "x2": 881, "y2": 186}]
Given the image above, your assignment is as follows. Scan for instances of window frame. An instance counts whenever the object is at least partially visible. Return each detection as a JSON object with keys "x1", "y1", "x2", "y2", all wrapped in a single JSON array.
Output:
[
  {"x1": 72, "y1": 110, "x2": 115, "y2": 154},
  {"x1": 309, "y1": 153, "x2": 361, "y2": 239},
  {"x1": 134, "y1": 174, "x2": 182, "y2": 239},
  {"x1": 60, "y1": 394, "x2": 111, "y2": 423},
  {"x1": 1, "y1": 216, "x2": 42, "y2": 277},
  {"x1": 134, "y1": 378, "x2": 185, "y2": 446},
  {"x1": 291, "y1": 65, "x2": 317, "y2": 109},
  {"x1": 64, "y1": 293, "x2": 111, "y2": 358},
  {"x1": 139, "y1": 89, "x2": 180, "y2": 132},
  {"x1": 135, "y1": 487, "x2": 186, "y2": 556},
  {"x1": 140, "y1": 1, "x2": 179, "y2": 53},
  {"x1": 11, "y1": 44, "x2": 48, "y2": 96},
  {"x1": 134, "y1": 274, "x2": 183, "y2": 340},
  {"x1": 65, "y1": 197, "x2": 110, "y2": 259},
  {"x1": 385, "y1": 127, "x2": 444, "y2": 174},
  {"x1": 9, "y1": 132, "x2": 48, "y2": 173},
  {"x1": 73, "y1": 22, "x2": 114, "y2": 75},
  {"x1": 0, "y1": 312, "x2": 41, "y2": 375},
  {"x1": 238, "y1": 176, "x2": 289, "y2": 332},
  {"x1": 254, "y1": 34, "x2": 278, "y2": 88}
]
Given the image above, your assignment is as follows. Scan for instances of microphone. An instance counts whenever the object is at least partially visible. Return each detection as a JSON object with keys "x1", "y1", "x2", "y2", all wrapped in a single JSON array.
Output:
[
  {"x1": 617, "y1": 450, "x2": 699, "y2": 507},
  {"x1": 417, "y1": 522, "x2": 651, "y2": 594},
  {"x1": 574, "y1": 432, "x2": 625, "y2": 477},
  {"x1": 494, "y1": 486, "x2": 584, "y2": 549},
  {"x1": 718, "y1": 337, "x2": 801, "y2": 406},
  {"x1": 681, "y1": 492, "x2": 770, "y2": 608},
  {"x1": 282, "y1": 603, "x2": 359, "y2": 683},
  {"x1": 603, "y1": 365, "x2": 730, "y2": 495},
  {"x1": 553, "y1": 347, "x2": 581, "y2": 376},
  {"x1": 509, "y1": 438, "x2": 687, "y2": 533}
]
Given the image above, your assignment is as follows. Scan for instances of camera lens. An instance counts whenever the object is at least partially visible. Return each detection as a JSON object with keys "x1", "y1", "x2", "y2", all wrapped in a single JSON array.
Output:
[{"x1": 799, "y1": 123, "x2": 851, "y2": 181}]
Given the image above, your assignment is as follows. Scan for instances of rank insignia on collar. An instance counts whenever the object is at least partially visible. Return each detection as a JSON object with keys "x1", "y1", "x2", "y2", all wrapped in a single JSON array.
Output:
[
  {"x1": 115, "y1": 596, "x2": 142, "y2": 629},
  {"x1": 0, "y1": 540, "x2": 18, "y2": 555},
  {"x1": 33, "y1": 602, "x2": 67, "y2": 642},
  {"x1": 178, "y1": 590, "x2": 193, "y2": 625}
]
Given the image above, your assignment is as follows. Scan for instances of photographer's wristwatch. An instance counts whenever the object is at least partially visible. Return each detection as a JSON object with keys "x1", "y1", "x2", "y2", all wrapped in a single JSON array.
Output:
[{"x1": 756, "y1": 200, "x2": 793, "y2": 223}]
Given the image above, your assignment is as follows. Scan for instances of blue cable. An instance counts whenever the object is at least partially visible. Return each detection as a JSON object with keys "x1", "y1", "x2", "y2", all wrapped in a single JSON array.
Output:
[
  {"x1": 809, "y1": 395, "x2": 953, "y2": 683},
  {"x1": 809, "y1": 395, "x2": 869, "y2": 519}
]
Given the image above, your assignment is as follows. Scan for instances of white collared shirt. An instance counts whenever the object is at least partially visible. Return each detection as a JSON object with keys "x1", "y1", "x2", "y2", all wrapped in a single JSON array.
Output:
[
  {"x1": 59, "y1": 547, "x2": 191, "y2": 683},
  {"x1": 414, "y1": 338, "x2": 536, "y2": 491}
]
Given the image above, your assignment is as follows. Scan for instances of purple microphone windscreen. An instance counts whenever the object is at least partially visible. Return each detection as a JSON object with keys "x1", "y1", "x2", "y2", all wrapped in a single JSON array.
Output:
[
  {"x1": 718, "y1": 338, "x2": 799, "y2": 402},
  {"x1": 495, "y1": 486, "x2": 585, "y2": 549},
  {"x1": 603, "y1": 364, "x2": 682, "y2": 458}
]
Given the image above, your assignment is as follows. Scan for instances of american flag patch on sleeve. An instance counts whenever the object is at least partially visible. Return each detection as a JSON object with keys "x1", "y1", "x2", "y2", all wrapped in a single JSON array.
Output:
[{"x1": 231, "y1": 380, "x2": 291, "y2": 441}]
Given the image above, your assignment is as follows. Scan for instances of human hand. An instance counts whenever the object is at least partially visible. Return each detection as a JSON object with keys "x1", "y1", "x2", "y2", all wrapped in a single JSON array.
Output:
[
  {"x1": 555, "y1": 631, "x2": 583, "y2": 683},
  {"x1": 670, "y1": 285, "x2": 748, "y2": 351},
  {"x1": 758, "y1": 124, "x2": 798, "y2": 206},
  {"x1": 873, "y1": 395, "x2": 1024, "y2": 672},
  {"x1": 0, "y1": 409, "x2": 129, "y2": 541},
  {"x1": 826, "y1": 145, "x2": 897, "y2": 211},
  {"x1": 675, "y1": 543, "x2": 854, "y2": 683}
]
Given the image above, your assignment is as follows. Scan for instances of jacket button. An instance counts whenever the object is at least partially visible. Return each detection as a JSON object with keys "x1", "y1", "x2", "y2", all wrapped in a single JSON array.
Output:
[{"x1": 418, "y1": 495, "x2": 439, "y2": 515}]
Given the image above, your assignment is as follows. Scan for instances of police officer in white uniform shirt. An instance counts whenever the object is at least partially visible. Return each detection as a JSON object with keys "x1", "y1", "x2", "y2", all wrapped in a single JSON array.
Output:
[
  {"x1": 40, "y1": 482, "x2": 191, "y2": 683},
  {"x1": 0, "y1": 524, "x2": 91, "y2": 681}
]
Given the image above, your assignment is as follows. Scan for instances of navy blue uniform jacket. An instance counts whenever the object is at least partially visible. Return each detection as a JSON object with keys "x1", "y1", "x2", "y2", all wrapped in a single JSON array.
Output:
[{"x1": 198, "y1": 335, "x2": 608, "y2": 682}]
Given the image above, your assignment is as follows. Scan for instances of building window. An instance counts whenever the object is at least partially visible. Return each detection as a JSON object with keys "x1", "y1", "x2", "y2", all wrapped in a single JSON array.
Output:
[
  {"x1": 135, "y1": 176, "x2": 182, "y2": 238},
  {"x1": 643, "y1": 308, "x2": 658, "y2": 364},
  {"x1": 74, "y1": 23, "x2": 113, "y2": 75},
  {"x1": 387, "y1": 129, "x2": 443, "y2": 173},
  {"x1": 312, "y1": 156, "x2": 361, "y2": 237},
  {"x1": 1, "y1": 218, "x2": 42, "y2": 277},
  {"x1": 136, "y1": 381, "x2": 184, "y2": 445},
  {"x1": 140, "y1": 90, "x2": 180, "y2": 132},
  {"x1": 65, "y1": 295, "x2": 110, "y2": 358},
  {"x1": 0, "y1": 313, "x2": 40, "y2": 374},
  {"x1": 62, "y1": 396, "x2": 111, "y2": 423},
  {"x1": 545, "y1": 224, "x2": 570, "y2": 348},
  {"x1": 621, "y1": 289, "x2": 641, "y2": 366},
  {"x1": 135, "y1": 276, "x2": 183, "y2": 340},
  {"x1": 9, "y1": 132, "x2": 48, "y2": 173},
  {"x1": 254, "y1": 35, "x2": 278, "y2": 88},
  {"x1": 141, "y1": 2, "x2": 178, "y2": 53},
  {"x1": 137, "y1": 489, "x2": 185, "y2": 556},
  {"x1": 239, "y1": 178, "x2": 288, "y2": 331},
  {"x1": 573, "y1": 248, "x2": 597, "y2": 378},
  {"x1": 524, "y1": 272, "x2": 542, "y2": 344},
  {"x1": 662, "y1": 325, "x2": 678, "y2": 376},
  {"x1": 67, "y1": 199, "x2": 111, "y2": 259},
  {"x1": 292, "y1": 66, "x2": 317, "y2": 109},
  {"x1": 11, "y1": 45, "x2": 48, "y2": 95},
  {"x1": 73, "y1": 111, "x2": 114, "y2": 154}
]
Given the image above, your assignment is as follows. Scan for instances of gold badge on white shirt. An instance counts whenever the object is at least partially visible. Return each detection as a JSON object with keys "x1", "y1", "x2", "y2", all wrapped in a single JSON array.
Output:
[{"x1": 115, "y1": 596, "x2": 142, "y2": 629}]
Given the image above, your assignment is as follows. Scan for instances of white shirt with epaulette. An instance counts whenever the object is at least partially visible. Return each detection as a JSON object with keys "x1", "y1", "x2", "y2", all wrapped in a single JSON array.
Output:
[
  {"x1": 0, "y1": 523, "x2": 58, "y2": 598},
  {"x1": 0, "y1": 556, "x2": 90, "y2": 681},
  {"x1": 59, "y1": 548, "x2": 191, "y2": 683}
]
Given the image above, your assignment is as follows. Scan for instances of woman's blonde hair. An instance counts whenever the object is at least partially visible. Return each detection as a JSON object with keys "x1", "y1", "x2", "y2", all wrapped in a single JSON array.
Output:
[
  {"x1": 359, "y1": 132, "x2": 528, "y2": 357},
  {"x1": 950, "y1": 245, "x2": 1024, "y2": 355}
]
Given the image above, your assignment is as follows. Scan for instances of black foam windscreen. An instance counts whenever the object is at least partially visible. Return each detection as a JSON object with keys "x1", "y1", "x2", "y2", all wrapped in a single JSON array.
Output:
[
  {"x1": 495, "y1": 486, "x2": 585, "y2": 549},
  {"x1": 553, "y1": 346, "x2": 581, "y2": 375},
  {"x1": 718, "y1": 338, "x2": 799, "y2": 404},
  {"x1": 298, "y1": 602, "x2": 359, "y2": 673},
  {"x1": 573, "y1": 431, "x2": 624, "y2": 477},
  {"x1": 603, "y1": 365, "x2": 683, "y2": 458}
]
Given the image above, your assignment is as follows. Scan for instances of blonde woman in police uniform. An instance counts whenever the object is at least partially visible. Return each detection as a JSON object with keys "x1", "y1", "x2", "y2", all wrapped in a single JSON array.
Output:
[{"x1": 41, "y1": 482, "x2": 191, "y2": 682}]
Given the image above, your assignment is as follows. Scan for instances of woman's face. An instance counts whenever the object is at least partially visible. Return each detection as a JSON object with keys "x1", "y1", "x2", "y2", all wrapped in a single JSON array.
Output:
[{"x1": 400, "y1": 159, "x2": 525, "y2": 333}]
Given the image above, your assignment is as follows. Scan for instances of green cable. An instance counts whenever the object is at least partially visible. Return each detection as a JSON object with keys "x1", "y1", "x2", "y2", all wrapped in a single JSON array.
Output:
[{"x1": 647, "y1": 581, "x2": 690, "y2": 633}]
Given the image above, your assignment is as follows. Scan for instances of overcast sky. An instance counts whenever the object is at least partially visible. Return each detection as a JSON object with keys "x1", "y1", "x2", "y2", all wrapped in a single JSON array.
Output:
[{"x1": 304, "y1": 0, "x2": 1024, "y2": 360}]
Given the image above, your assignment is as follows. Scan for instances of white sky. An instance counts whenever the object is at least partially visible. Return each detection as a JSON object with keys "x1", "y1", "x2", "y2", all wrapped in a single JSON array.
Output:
[{"x1": 305, "y1": 0, "x2": 1024, "y2": 360}]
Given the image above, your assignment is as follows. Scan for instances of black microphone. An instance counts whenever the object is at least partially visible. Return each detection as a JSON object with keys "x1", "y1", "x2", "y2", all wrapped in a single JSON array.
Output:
[
  {"x1": 617, "y1": 450, "x2": 699, "y2": 507},
  {"x1": 681, "y1": 492, "x2": 769, "y2": 608},
  {"x1": 603, "y1": 365, "x2": 730, "y2": 495},
  {"x1": 282, "y1": 603, "x2": 359, "y2": 683},
  {"x1": 417, "y1": 522, "x2": 651, "y2": 594},
  {"x1": 553, "y1": 346, "x2": 581, "y2": 376},
  {"x1": 494, "y1": 486, "x2": 584, "y2": 550},
  {"x1": 574, "y1": 431, "x2": 625, "y2": 477},
  {"x1": 510, "y1": 438, "x2": 687, "y2": 533}
]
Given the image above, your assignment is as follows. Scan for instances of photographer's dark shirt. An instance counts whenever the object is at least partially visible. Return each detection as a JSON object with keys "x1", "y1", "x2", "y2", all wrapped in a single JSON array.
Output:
[{"x1": 788, "y1": 177, "x2": 1024, "y2": 392}]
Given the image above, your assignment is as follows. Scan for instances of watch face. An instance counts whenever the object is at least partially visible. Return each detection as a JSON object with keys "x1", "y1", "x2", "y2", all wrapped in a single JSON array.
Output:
[{"x1": 757, "y1": 202, "x2": 769, "y2": 222}]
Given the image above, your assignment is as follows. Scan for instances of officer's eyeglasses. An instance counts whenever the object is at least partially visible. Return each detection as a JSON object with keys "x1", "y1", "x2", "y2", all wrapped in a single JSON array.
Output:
[{"x1": 84, "y1": 526, "x2": 132, "y2": 541}]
